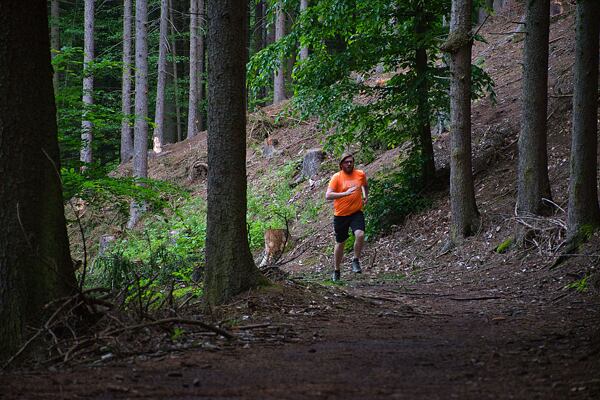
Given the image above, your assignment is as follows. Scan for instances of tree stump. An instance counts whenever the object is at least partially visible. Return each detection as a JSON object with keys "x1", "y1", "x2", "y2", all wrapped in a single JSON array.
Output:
[
  {"x1": 189, "y1": 161, "x2": 208, "y2": 182},
  {"x1": 300, "y1": 148, "x2": 325, "y2": 179}
]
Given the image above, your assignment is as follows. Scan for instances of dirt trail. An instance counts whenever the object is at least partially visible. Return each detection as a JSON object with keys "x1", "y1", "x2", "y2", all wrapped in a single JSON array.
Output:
[{"x1": 2, "y1": 264, "x2": 599, "y2": 399}]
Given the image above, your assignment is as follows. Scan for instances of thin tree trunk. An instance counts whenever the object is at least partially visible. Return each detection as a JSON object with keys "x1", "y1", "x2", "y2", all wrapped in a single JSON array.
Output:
[
  {"x1": 415, "y1": 5, "x2": 435, "y2": 186},
  {"x1": 80, "y1": 0, "x2": 94, "y2": 167},
  {"x1": 153, "y1": 0, "x2": 169, "y2": 153},
  {"x1": 205, "y1": 0, "x2": 265, "y2": 306},
  {"x1": 128, "y1": 0, "x2": 149, "y2": 228},
  {"x1": 0, "y1": 0, "x2": 76, "y2": 360},
  {"x1": 169, "y1": 0, "x2": 182, "y2": 142},
  {"x1": 299, "y1": 0, "x2": 308, "y2": 60},
  {"x1": 197, "y1": 0, "x2": 205, "y2": 131},
  {"x1": 50, "y1": 0, "x2": 60, "y2": 95},
  {"x1": 273, "y1": 1, "x2": 286, "y2": 104},
  {"x1": 567, "y1": 0, "x2": 600, "y2": 240},
  {"x1": 187, "y1": 0, "x2": 199, "y2": 138},
  {"x1": 447, "y1": 0, "x2": 479, "y2": 242},
  {"x1": 253, "y1": 0, "x2": 267, "y2": 104},
  {"x1": 517, "y1": 0, "x2": 551, "y2": 221},
  {"x1": 121, "y1": 0, "x2": 134, "y2": 163}
]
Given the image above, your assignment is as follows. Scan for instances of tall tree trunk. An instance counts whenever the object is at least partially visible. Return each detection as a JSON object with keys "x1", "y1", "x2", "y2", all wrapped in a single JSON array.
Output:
[
  {"x1": 205, "y1": 0, "x2": 265, "y2": 306},
  {"x1": 253, "y1": 0, "x2": 267, "y2": 104},
  {"x1": 169, "y1": 0, "x2": 183, "y2": 142},
  {"x1": 299, "y1": 0, "x2": 309, "y2": 60},
  {"x1": 153, "y1": 0, "x2": 169, "y2": 153},
  {"x1": 80, "y1": 0, "x2": 94, "y2": 167},
  {"x1": 197, "y1": 0, "x2": 205, "y2": 131},
  {"x1": 187, "y1": 0, "x2": 199, "y2": 138},
  {"x1": 0, "y1": 0, "x2": 76, "y2": 360},
  {"x1": 517, "y1": 0, "x2": 551, "y2": 222},
  {"x1": 415, "y1": 5, "x2": 435, "y2": 186},
  {"x1": 50, "y1": 0, "x2": 60, "y2": 95},
  {"x1": 121, "y1": 0, "x2": 134, "y2": 163},
  {"x1": 252, "y1": 0, "x2": 264, "y2": 56},
  {"x1": 273, "y1": 1, "x2": 286, "y2": 104},
  {"x1": 128, "y1": 0, "x2": 149, "y2": 228},
  {"x1": 567, "y1": 0, "x2": 600, "y2": 240},
  {"x1": 446, "y1": 0, "x2": 479, "y2": 242}
]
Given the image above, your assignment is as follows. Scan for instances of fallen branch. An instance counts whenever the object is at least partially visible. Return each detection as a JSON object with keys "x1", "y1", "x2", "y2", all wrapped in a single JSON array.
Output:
[
  {"x1": 449, "y1": 296, "x2": 503, "y2": 301},
  {"x1": 106, "y1": 317, "x2": 234, "y2": 340}
]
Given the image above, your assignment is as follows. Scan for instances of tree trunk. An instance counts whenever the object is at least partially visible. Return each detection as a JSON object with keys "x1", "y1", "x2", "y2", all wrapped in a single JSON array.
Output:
[
  {"x1": 415, "y1": 5, "x2": 435, "y2": 186},
  {"x1": 273, "y1": 1, "x2": 286, "y2": 104},
  {"x1": 153, "y1": 0, "x2": 169, "y2": 153},
  {"x1": 80, "y1": 0, "x2": 94, "y2": 166},
  {"x1": 253, "y1": 0, "x2": 267, "y2": 104},
  {"x1": 197, "y1": 0, "x2": 205, "y2": 131},
  {"x1": 205, "y1": 0, "x2": 265, "y2": 306},
  {"x1": 447, "y1": 0, "x2": 480, "y2": 242},
  {"x1": 299, "y1": 0, "x2": 309, "y2": 60},
  {"x1": 121, "y1": 0, "x2": 134, "y2": 163},
  {"x1": 0, "y1": 0, "x2": 76, "y2": 360},
  {"x1": 50, "y1": 0, "x2": 60, "y2": 95},
  {"x1": 128, "y1": 0, "x2": 149, "y2": 228},
  {"x1": 169, "y1": 0, "x2": 183, "y2": 142},
  {"x1": 567, "y1": 0, "x2": 600, "y2": 240},
  {"x1": 517, "y1": 0, "x2": 551, "y2": 220},
  {"x1": 187, "y1": 0, "x2": 199, "y2": 138}
]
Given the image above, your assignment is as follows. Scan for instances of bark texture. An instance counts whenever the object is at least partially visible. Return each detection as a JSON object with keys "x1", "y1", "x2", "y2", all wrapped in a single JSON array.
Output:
[
  {"x1": 80, "y1": 0, "x2": 95, "y2": 166},
  {"x1": 299, "y1": 0, "x2": 309, "y2": 60},
  {"x1": 448, "y1": 0, "x2": 480, "y2": 241},
  {"x1": 153, "y1": 0, "x2": 169, "y2": 153},
  {"x1": 187, "y1": 0, "x2": 199, "y2": 138},
  {"x1": 567, "y1": 0, "x2": 600, "y2": 239},
  {"x1": 206, "y1": 0, "x2": 265, "y2": 306},
  {"x1": 0, "y1": 0, "x2": 76, "y2": 360},
  {"x1": 273, "y1": 1, "x2": 286, "y2": 104},
  {"x1": 517, "y1": 0, "x2": 551, "y2": 217},
  {"x1": 121, "y1": 0, "x2": 134, "y2": 162}
]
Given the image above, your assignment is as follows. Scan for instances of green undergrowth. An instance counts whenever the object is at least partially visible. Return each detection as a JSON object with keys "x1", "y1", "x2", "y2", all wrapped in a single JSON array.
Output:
[{"x1": 365, "y1": 157, "x2": 432, "y2": 238}]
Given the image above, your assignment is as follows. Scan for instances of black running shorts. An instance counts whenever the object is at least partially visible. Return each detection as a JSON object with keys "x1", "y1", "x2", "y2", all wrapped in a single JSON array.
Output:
[{"x1": 333, "y1": 211, "x2": 365, "y2": 243}]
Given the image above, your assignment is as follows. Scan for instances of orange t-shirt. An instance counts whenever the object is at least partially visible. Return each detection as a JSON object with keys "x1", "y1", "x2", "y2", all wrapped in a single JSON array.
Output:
[{"x1": 328, "y1": 169, "x2": 367, "y2": 216}]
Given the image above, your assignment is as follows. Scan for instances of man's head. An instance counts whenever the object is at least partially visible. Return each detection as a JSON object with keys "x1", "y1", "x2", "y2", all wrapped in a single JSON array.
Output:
[{"x1": 339, "y1": 152, "x2": 355, "y2": 173}]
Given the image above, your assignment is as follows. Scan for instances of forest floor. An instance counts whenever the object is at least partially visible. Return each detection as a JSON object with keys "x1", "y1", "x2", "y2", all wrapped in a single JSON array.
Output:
[{"x1": 2, "y1": 4, "x2": 600, "y2": 399}]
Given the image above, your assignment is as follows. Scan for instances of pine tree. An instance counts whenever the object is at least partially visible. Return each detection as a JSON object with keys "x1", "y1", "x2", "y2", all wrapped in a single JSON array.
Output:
[
  {"x1": 567, "y1": 0, "x2": 600, "y2": 240},
  {"x1": 445, "y1": 0, "x2": 480, "y2": 242},
  {"x1": 121, "y1": 0, "x2": 134, "y2": 163},
  {"x1": 516, "y1": 0, "x2": 551, "y2": 224},
  {"x1": 80, "y1": 0, "x2": 95, "y2": 166},
  {"x1": 153, "y1": 0, "x2": 169, "y2": 153},
  {"x1": 0, "y1": 0, "x2": 77, "y2": 360},
  {"x1": 205, "y1": 0, "x2": 265, "y2": 305}
]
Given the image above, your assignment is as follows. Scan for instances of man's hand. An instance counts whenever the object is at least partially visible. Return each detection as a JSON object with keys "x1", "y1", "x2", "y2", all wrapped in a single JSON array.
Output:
[{"x1": 345, "y1": 186, "x2": 358, "y2": 196}]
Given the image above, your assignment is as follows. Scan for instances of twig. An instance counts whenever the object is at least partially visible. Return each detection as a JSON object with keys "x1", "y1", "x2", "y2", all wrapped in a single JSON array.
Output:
[
  {"x1": 234, "y1": 323, "x2": 271, "y2": 330},
  {"x1": 68, "y1": 198, "x2": 89, "y2": 291},
  {"x1": 449, "y1": 296, "x2": 503, "y2": 301}
]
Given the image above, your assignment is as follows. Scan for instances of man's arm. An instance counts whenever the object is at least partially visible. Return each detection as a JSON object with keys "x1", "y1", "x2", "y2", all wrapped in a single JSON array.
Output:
[
  {"x1": 362, "y1": 184, "x2": 369, "y2": 206},
  {"x1": 325, "y1": 185, "x2": 358, "y2": 201}
]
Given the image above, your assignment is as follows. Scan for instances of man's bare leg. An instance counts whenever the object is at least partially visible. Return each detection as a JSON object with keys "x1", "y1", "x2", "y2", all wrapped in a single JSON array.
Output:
[
  {"x1": 334, "y1": 241, "x2": 345, "y2": 271},
  {"x1": 353, "y1": 230, "x2": 365, "y2": 260}
]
